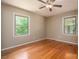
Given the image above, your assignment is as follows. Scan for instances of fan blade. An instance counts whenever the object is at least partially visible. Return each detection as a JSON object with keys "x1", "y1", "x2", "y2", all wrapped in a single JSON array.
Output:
[
  {"x1": 38, "y1": 0, "x2": 46, "y2": 4},
  {"x1": 49, "y1": 8, "x2": 52, "y2": 11},
  {"x1": 47, "y1": 0, "x2": 50, "y2": 3},
  {"x1": 50, "y1": 0, "x2": 55, "y2": 2},
  {"x1": 39, "y1": 6, "x2": 46, "y2": 9},
  {"x1": 53, "y1": 5, "x2": 62, "y2": 7},
  {"x1": 46, "y1": 0, "x2": 49, "y2": 3}
]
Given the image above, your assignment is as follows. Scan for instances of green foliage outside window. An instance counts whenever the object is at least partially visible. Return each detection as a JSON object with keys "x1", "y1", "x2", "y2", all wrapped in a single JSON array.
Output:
[{"x1": 15, "y1": 15, "x2": 29, "y2": 36}]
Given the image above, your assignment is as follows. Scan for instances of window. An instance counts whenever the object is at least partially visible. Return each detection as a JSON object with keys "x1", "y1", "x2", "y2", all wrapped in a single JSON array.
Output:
[
  {"x1": 15, "y1": 15, "x2": 29, "y2": 36},
  {"x1": 64, "y1": 16, "x2": 76, "y2": 35}
]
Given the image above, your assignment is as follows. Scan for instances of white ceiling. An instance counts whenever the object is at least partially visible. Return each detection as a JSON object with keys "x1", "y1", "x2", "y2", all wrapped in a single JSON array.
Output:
[{"x1": 2, "y1": 0, "x2": 78, "y2": 17}]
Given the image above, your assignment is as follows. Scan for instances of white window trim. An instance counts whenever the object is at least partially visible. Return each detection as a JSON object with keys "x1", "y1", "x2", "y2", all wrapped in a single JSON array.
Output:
[
  {"x1": 62, "y1": 15, "x2": 77, "y2": 36},
  {"x1": 13, "y1": 12, "x2": 30, "y2": 38}
]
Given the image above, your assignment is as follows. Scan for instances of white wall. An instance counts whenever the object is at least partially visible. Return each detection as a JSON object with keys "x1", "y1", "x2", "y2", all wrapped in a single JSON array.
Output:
[
  {"x1": 46, "y1": 10, "x2": 78, "y2": 44},
  {"x1": 1, "y1": 4, "x2": 45, "y2": 49}
]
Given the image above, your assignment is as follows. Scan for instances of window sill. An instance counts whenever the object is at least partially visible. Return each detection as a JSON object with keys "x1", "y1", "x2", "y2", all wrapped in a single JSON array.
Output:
[
  {"x1": 63, "y1": 34, "x2": 77, "y2": 36},
  {"x1": 14, "y1": 34, "x2": 30, "y2": 38}
]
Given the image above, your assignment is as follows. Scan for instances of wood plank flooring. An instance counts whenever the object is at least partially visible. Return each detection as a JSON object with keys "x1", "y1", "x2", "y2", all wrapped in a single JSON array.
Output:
[{"x1": 1, "y1": 39, "x2": 77, "y2": 59}]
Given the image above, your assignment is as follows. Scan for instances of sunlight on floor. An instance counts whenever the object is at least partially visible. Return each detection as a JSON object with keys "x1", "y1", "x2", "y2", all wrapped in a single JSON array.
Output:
[
  {"x1": 65, "y1": 52, "x2": 77, "y2": 59},
  {"x1": 15, "y1": 52, "x2": 28, "y2": 59}
]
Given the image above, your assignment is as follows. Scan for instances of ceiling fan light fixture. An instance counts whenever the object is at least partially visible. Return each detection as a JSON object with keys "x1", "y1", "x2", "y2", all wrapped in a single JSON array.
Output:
[
  {"x1": 38, "y1": 0, "x2": 62, "y2": 12},
  {"x1": 46, "y1": 5, "x2": 52, "y2": 8}
]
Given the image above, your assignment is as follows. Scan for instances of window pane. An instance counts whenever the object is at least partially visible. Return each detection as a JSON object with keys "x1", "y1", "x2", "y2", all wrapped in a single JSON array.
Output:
[
  {"x1": 64, "y1": 16, "x2": 76, "y2": 34},
  {"x1": 15, "y1": 15, "x2": 29, "y2": 36}
]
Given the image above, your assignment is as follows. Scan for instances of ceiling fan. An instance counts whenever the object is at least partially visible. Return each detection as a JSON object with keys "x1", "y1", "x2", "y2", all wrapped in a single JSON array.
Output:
[{"x1": 38, "y1": 0, "x2": 62, "y2": 12}]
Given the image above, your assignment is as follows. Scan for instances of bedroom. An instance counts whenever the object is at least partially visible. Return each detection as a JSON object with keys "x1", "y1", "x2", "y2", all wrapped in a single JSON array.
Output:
[{"x1": 1, "y1": 0, "x2": 78, "y2": 59}]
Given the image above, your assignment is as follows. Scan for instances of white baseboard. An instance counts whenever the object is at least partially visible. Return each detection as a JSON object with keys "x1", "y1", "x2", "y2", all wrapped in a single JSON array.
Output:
[
  {"x1": 46, "y1": 38, "x2": 78, "y2": 45},
  {"x1": 1, "y1": 37, "x2": 77, "y2": 51},
  {"x1": 1, "y1": 38, "x2": 45, "y2": 51}
]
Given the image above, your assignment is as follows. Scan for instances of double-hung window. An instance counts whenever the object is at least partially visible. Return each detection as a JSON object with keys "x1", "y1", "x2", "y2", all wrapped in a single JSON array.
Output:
[
  {"x1": 14, "y1": 14, "x2": 30, "y2": 36},
  {"x1": 63, "y1": 16, "x2": 76, "y2": 35}
]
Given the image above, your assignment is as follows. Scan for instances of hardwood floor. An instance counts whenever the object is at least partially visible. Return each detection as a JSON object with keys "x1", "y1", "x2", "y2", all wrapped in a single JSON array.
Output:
[{"x1": 1, "y1": 39, "x2": 77, "y2": 59}]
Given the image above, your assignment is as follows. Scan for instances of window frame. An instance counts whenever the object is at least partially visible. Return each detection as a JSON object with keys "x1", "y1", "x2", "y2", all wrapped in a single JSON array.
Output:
[
  {"x1": 13, "y1": 13, "x2": 30, "y2": 37},
  {"x1": 62, "y1": 15, "x2": 77, "y2": 36}
]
